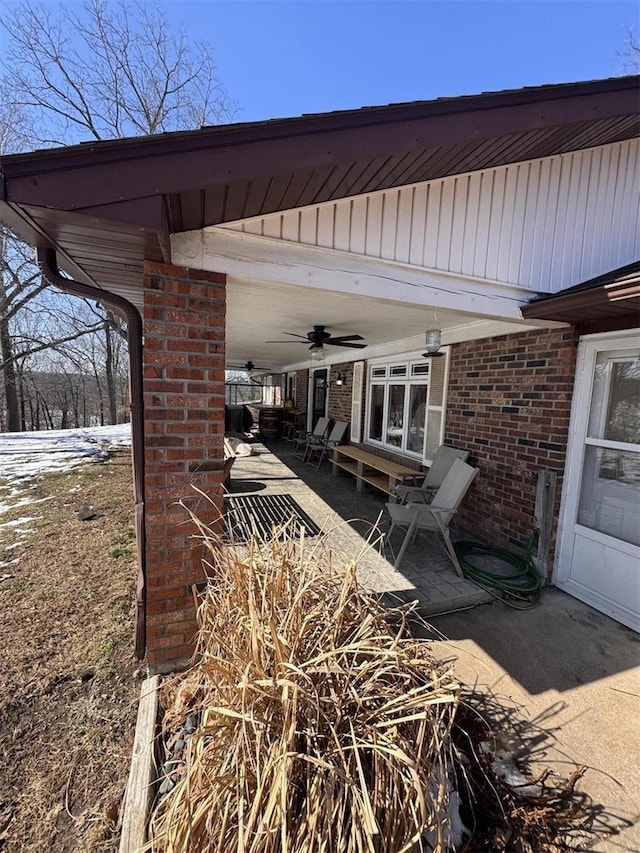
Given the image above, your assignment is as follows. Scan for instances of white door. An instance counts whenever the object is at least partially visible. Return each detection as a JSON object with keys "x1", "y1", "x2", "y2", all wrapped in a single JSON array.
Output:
[{"x1": 557, "y1": 332, "x2": 640, "y2": 632}]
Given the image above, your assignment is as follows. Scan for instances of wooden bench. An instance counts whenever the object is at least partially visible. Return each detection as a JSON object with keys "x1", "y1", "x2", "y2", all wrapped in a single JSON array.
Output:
[
  {"x1": 223, "y1": 437, "x2": 237, "y2": 488},
  {"x1": 331, "y1": 445, "x2": 423, "y2": 496}
]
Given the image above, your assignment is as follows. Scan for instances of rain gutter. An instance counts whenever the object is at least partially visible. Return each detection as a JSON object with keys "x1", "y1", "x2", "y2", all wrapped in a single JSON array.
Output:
[{"x1": 37, "y1": 248, "x2": 146, "y2": 659}]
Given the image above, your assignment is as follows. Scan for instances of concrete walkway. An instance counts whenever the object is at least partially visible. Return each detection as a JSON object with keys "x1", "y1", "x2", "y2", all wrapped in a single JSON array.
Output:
[
  {"x1": 227, "y1": 439, "x2": 492, "y2": 614},
  {"x1": 228, "y1": 440, "x2": 640, "y2": 851}
]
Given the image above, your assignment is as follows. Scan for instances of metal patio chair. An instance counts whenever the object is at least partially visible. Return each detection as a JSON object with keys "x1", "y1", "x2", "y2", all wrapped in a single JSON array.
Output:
[
  {"x1": 385, "y1": 457, "x2": 478, "y2": 575},
  {"x1": 294, "y1": 416, "x2": 330, "y2": 459},
  {"x1": 304, "y1": 420, "x2": 349, "y2": 468},
  {"x1": 390, "y1": 445, "x2": 470, "y2": 504}
]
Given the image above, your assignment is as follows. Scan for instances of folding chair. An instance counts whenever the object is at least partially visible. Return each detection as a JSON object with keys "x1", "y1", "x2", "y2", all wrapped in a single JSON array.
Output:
[
  {"x1": 304, "y1": 420, "x2": 348, "y2": 468},
  {"x1": 390, "y1": 445, "x2": 470, "y2": 504},
  {"x1": 385, "y1": 458, "x2": 478, "y2": 575},
  {"x1": 294, "y1": 416, "x2": 329, "y2": 459}
]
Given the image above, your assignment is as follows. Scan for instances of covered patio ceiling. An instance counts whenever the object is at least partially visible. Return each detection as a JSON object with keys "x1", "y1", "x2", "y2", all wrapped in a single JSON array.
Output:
[{"x1": 224, "y1": 276, "x2": 547, "y2": 373}]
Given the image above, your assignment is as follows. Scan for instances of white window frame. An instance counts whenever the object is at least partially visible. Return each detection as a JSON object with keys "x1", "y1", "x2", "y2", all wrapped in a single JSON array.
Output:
[{"x1": 364, "y1": 349, "x2": 449, "y2": 464}]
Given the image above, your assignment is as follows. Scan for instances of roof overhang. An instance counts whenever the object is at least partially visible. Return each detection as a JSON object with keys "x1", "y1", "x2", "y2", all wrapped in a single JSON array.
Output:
[
  {"x1": 1, "y1": 75, "x2": 638, "y2": 349},
  {"x1": 1, "y1": 77, "x2": 638, "y2": 276},
  {"x1": 521, "y1": 262, "x2": 640, "y2": 332}
]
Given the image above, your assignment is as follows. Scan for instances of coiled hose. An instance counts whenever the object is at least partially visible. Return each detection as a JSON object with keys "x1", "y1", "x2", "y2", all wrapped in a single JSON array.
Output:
[{"x1": 453, "y1": 536, "x2": 542, "y2": 610}]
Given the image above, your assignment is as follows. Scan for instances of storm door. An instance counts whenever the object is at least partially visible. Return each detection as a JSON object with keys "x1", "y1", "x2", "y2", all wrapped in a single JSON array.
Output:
[{"x1": 557, "y1": 333, "x2": 640, "y2": 631}]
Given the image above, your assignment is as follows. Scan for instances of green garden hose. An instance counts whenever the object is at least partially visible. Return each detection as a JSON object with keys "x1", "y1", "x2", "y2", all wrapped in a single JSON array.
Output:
[{"x1": 453, "y1": 537, "x2": 542, "y2": 610}]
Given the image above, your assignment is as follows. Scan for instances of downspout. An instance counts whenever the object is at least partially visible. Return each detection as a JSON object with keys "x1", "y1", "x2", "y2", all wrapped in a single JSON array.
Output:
[{"x1": 37, "y1": 248, "x2": 147, "y2": 659}]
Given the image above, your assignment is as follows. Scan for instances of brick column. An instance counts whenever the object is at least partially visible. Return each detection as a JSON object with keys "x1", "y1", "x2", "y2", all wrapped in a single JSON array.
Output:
[{"x1": 142, "y1": 261, "x2": 226, "y2": 668}]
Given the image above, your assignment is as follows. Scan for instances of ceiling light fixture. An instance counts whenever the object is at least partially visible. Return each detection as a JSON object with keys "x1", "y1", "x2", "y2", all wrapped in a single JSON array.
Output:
[{"x1": 423, "y1": 311, "x2": 444, "y2": 358}]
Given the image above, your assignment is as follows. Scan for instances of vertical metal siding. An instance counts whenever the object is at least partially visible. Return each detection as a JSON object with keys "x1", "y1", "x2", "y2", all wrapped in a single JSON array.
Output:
[{"x1": 231, "y1": 141, "x2": 639, "y2": 293}]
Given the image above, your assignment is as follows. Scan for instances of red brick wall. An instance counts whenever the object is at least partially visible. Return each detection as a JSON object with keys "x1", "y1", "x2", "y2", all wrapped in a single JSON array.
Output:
[
  {"x1": 327, "y1": 361, "x2": 355, "y2": 426},
  {"x1": 142, "y1": 261, "x2": 226, "y2": 667},
  {"x1": 294, "y1": 369, "x2": 309, "y2": 415},
  {"x1": 445, "y1": 328, "x2": 578, "y2": 552}
]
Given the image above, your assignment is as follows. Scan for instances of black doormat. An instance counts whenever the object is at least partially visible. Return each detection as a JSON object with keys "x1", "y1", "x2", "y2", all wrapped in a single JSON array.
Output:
[{"x1": 224, "y1": 493, "x2": 322, "y2": 542}]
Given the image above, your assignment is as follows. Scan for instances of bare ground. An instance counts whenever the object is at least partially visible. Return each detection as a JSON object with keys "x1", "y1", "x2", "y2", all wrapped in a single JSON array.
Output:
[{"x1": 0, "y1": 453, "x2": 140, "y2": 852}]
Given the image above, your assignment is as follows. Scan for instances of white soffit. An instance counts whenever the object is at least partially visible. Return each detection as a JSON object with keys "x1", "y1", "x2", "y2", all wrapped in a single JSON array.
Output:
[{"x1": 220, "y1": 140, "x2": 640, "y2": 294}]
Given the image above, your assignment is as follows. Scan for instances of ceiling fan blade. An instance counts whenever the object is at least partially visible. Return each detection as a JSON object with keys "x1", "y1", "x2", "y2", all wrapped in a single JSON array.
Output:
[
  {"x1": 330, "y1": 341, "x2": 367, "y2": 348},
  {"x1": 326, "y1": 334, "x2": 364, "y2": 343},
  {"x1": 265, "y1": 340, "x2": 309, "y2": 344},
  {"x1": 283, "y1": 331, "x2": 311, "y2": 339}
]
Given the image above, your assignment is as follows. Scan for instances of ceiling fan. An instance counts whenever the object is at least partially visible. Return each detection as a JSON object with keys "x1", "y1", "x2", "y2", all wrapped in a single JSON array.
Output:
[
  {"x1": 266, "y1": 325, "x2": 367, "y2": 352},
  {"x1": 227, "y1": 360, "x2": 272, "y2": 373}
]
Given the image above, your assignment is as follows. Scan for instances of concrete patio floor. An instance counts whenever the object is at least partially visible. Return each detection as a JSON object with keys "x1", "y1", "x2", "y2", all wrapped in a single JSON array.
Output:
[
  {"x1": 227, "y1": 439, "x2": 492, "y2": 615},
  {"x1": 226, "y1": 439, "x2": 640, "y2": 851},
  {"x1": 425, "y1": 593, "x2": 640, "y2": 853}
]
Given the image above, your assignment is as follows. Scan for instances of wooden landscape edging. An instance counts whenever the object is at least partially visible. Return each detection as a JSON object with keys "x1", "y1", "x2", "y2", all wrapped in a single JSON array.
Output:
[{"x1": 119, "y1": 675, "x2": 160, "y2": 853}]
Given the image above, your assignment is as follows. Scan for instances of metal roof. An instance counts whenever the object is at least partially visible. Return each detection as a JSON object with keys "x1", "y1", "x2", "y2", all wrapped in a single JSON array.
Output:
[{"x1": 1, "y1": 75, "x2": 639, "y2": 301}]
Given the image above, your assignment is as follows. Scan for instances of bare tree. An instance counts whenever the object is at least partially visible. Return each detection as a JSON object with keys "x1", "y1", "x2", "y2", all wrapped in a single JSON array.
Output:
[
  {"x1": 0, "y1": 0, "x2": 236, "y2": 430},
  {"x1": 618, "y1": 28, "x2": 640, "y2": 72},
  {"x1": 2, "y1": 0, "x2": 236, "y2": 148}
]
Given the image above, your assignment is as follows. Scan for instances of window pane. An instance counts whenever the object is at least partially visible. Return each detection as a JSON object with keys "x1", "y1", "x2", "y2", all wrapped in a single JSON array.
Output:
[
  {"x1": 368, "y1": 384, "x2": 384, "y2": 441},
  {"x1": 578, "y1": 446, "x2": 640, "y2": 546},
  {"x1": 386, "y1": 385, "x2": 405, "y2": 447},
  {"x1": 606, "y1": 361, "x2": 640, "y2": 443},
  {"x1": 390, "y1": 364, "x2": 407, "y2": 377},
  {"x1": 407, "y1": 385, "x2": 427, "y2": 454},
  {"x1": 588, "y1": 354, "x2": 640, "y2": 443}
]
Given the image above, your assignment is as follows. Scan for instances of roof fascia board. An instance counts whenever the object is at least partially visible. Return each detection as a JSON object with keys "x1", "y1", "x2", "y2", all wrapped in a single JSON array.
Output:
[
  {"x1": 2, "y1": 83, "x2": 638, "y2": 211},
  {"x1": 172, "y1": 227, "x2": 537, "y2": 322},
  {"x1": 3, "y1": 75, "x2": 638, "y2": 170}
]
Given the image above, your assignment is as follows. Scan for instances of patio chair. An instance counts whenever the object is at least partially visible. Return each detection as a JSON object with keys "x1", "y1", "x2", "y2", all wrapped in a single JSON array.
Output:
[
  {"x1": 390, "y1": 445, "x2": 470, "y2": 504},
  {"x1": 385, "y1": 457, "x2": 478, "y2": 575},
  {"x1": 294, "y1": 416, "x2": 330, "y2": 459},
  {"x1": 304, "y1": 420, "x2": 349, "y2": 468}
]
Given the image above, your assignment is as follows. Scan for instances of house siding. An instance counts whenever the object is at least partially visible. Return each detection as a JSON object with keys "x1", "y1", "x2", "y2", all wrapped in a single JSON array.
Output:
[
  {"x1": 142, "y1": 261, "x2": 226, "y2": 666},
  {"x1": 228, "y1": 140, "x2": 639, "y2": 293},
  {"x1": 445, "y1": 327, "x2": 579, "y2": 559}
]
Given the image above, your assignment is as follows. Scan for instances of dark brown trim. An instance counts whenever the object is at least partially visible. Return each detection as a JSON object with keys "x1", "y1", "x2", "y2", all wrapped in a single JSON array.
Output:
[
  {"x1": 522, "y1": 263, "x2": 640, "y2": 328},
  {"x1": 2, "y1": 77, "x2": 638, "y2": 213},
  {"x1": 37, "y1": 248, "x2": 147, "y2": 659},
  {"x1": 3, "y1": 74, "x2": 638, "y2": 169}
]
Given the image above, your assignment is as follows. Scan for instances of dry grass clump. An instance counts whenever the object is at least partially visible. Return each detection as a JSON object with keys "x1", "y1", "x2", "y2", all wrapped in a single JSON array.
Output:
[{"x1": 148, "y1": 517, "x2": 463, "y2": 852}]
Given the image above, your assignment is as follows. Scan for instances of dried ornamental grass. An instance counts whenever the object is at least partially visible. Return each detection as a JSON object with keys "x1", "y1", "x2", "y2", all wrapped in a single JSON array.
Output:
[{"x1": 147, "y1": 512, "x2": 463, "y2": 853}]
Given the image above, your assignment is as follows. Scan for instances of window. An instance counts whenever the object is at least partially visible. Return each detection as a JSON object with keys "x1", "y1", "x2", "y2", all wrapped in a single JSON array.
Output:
[
  {"x1": 365, "y1": 352, "x2": 449, "y2": 462},
  {"x1": 261, "y1": 375, "x2": 281, "y2": 406},
  {"x1": 577, "y1": 352, "x2": 640, "y2": 547}
]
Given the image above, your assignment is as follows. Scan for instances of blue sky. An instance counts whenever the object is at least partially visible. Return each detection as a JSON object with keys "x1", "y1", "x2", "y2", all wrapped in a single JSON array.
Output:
[{"x1": 164, "y1": 0, "x2": 638, "y2": 123}]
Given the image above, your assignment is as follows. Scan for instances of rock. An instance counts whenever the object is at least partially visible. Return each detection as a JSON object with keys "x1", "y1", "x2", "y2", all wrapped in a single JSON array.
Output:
[
  {"x1": 75, "y1": 504, "x2": 96, "y2": 521},
  {"x1": 158, "y1": 777, "x2": 175, "y2": 796}
]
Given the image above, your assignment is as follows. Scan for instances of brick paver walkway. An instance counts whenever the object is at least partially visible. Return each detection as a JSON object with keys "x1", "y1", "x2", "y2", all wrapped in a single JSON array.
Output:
[{"x1": 227, "y1": 440, "x2": 491, "y2": 615}]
